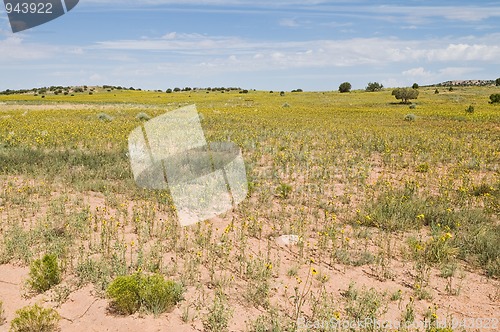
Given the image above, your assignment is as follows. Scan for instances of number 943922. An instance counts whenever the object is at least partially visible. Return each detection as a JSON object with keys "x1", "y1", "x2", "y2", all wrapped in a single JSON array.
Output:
[{"x1": 5, "y1": 2, "x2": 53, "y2": 14}]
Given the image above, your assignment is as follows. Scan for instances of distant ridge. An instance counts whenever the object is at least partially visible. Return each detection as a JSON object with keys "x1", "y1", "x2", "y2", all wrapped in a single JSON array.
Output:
[{"x1": 426, "y1": 79, "x2": 495, "y2": 87}]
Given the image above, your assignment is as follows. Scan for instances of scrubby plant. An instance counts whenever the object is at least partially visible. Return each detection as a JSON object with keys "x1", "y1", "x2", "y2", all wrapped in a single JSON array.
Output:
[
  {"x1": 106, "y1": 272, "x2": 183, "y2": 316},
  {"x1": 490, "y1": 93, "x2": 500, "y2": 103},
  {"x1": 9, "y1": 304, "x2": 60, "y2": 332},
  {"x1": 434, "y1": 88, "x2": 439, "y2": 94},
  {"x1": 409, "y1": 103, "x2": 417, "y2": 109},
  {"x1": 106, "y1": 273, "x2": 141, "y2": 315},
  {"x1": 203, "y1": 291, "x2": 232, "y2": 332},
  {"x1": 139, "y1": 274, "x2": 184, "y2": 316},
  {"x1": 135, "y1": 112, "x2": 151, "y2": 121},
  {"x1": 465, "y1": 105, "x2": 475, "y2": 113},
  {"x1": 415, "y1": 163, "x2": 429, "y2": 173},
  {"x1": 404, "y1": 114, "x2": 416, "y2": 121},
  {"x1": 276, "y1": 183, "x2": 292, "y2": 199},
  {"x1": 28, "y1": 254, "x2": 62, "y2": 293},
  {"x1": 97, "y1": 113, "x2": 113, "y2": 122},
  {"x1": 412, "y1": 83, "x2": 419, "y2": 89}
]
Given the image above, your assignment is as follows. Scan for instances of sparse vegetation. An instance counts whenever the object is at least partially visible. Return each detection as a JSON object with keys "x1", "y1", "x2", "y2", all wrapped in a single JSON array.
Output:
[{"x1": 0, "y1": 85, "x2": 498, "y2": 330}]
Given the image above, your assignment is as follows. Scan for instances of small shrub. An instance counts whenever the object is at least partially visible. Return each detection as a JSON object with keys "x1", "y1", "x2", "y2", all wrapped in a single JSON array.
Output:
[
  {"x1": 434, "y1": 89, "x2": 439, "y2": 94},
  {"x1": 135, "y1": 112, "x2": 151, "y2": 121},
  {"x1": 404, "y1": 114, "x2": 416, "y2": 121},
  {"x1": 106, "y1": 273, "x2": 141, "y2": 315},
  {"x1": 28, "y1": 254, "x2": 62, "y2": 293},
  {"x1": 415, "y1": 163, "x2": 429, "y2": 173},
  {"x1": 412, "y1": 83, "x2": 419, "y2": 89},
  {"x1": 448, "y1": 86, "x2": 453, "y2": 91},
  {"x1": 409, "y1": 103, "x2": 416, "y2": 109},
  {"x1": 97, "y1": 113, "x2": 113, "y2": 122},
  {"x1": 106, "y1": 272, "x2": 183, "y2": 316},
  {"x1": 282, "y1": 102, "x2": 290, "y2": 108},
  {"x1": 276, "y1": 183, "x2": 292, "y2": 199},
  {"x1": 280, "y1": 91, "x2": 285, "y2": 96},
  {"x1": 139, "y1": 274, "x2": 184, "y2": 316},
  {"x1": 490, "y1": 93, "x2": 500, "y2": 104},
  {"x1": 465, "y1": 105, "x2": 474, "y2": 113},
  {"x1": 203, "y1": 291, "x2": 232, "y2": 332},
  {"x1": 10, "y1": 304, "x2": 60, "y2": 332}
]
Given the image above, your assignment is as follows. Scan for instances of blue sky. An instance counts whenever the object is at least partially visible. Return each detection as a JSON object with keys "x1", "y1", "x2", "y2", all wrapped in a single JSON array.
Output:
[{"x1": 1, "y1": 0, "x2": 499, "y2": 91}]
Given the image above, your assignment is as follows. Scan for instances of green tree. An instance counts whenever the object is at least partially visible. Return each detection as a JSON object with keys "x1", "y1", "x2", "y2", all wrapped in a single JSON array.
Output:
[
  {"x1": 412, "y1": 83, "x2": 419, "y2": 89},
  {"x1": 365, "y1": 82, "x2": 383, "y2": 92},
  {"x1": 339, "y1": 82, "x2": 352, "y2": 93},
  {"x1": 490, "y1": 93, "x2": 500, "y2": 103},
  {"x1": 496, "y1": 78, "x2": 500, "y2": 86},
  {"x1": 392, "y1": 88, "x2": 419, "y2": 104}
]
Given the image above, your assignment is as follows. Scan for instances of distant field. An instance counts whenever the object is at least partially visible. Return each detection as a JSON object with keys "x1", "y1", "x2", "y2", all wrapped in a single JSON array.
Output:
[{"x1": 0, "y1": 87, "x2": 499, "y2": 331}]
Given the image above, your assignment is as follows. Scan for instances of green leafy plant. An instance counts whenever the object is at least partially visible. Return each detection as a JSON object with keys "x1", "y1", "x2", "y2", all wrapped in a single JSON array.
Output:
[
  {"x1": 106, "y1": 272, "x2": 183, "y2": 316},
  {"x1": 10, "y1": 304, "x2": 60, "y2": 332},
  {"x1": 106, "y1": 273, "x2": 141, "y2": 315},
  {"x1": 203, "y1": 290, "x2": 233, "y2": 332},
  {"x1": 28, "y1": 254, "x2": 62, "y2": 293},
  {"x1": 139, "y1": 274, "x2": 184, "y2": 316},
  {"x1": 465, "y1": 105, "x2": 475, "y2": 113},
  {"x1": 490, "y1": 93, "x2": 500, "y2": 103},
  {"x1": 276, "y1": 183, "x2": 292, "y2": 199}
]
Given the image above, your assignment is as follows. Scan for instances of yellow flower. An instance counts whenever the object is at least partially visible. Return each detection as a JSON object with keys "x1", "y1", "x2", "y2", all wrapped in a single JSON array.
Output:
[
  {"x1": 266, "y1": 263, "x2": 273, "y2": 270},
  {"x1": 311, "y1": 267, "x2": 318, "y2": 275},
  {"x1": 416, "y1": 214, "x2": 425, "y2": 220}
]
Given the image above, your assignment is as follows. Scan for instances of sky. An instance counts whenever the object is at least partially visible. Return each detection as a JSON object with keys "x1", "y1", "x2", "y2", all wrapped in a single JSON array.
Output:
[{"x1": 0, "y1": 0, "x2": 499, "y2": 91}]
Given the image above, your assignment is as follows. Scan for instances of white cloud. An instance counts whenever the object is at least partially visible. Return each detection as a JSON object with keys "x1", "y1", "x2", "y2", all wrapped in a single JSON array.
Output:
[
  {"x1": 403, "y1": 67, "x2": 432, "y2": 77},
  {"x1": 279, "y1": 18, "x2": 300, "y2": 27}
]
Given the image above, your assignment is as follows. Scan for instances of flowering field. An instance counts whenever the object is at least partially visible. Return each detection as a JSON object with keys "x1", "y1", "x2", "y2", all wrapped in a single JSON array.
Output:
[{"x1": 0, "y1": 86, "x2": 499, "y2": 331}]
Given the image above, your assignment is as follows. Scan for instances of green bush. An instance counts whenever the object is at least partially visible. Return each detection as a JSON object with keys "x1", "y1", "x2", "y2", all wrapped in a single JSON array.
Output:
[
  {"x1": 106, "y1": 273, "x2": 141, "y2": 315},
  {"x1": 28, "y1": 254, "x2": 62, "y2": 293},
  {"x1": 490, "y1": 93, "x2": 500, "y2": 104},
  {"x1": 139, "y1": 275, "x2": 184, "y2": 316},
  {"x1": 106, "y1": 272, "x2": 184, "y2": 316},
  {"x1": 276, "y1": 183, "x2": 292, "y2": 199},
  {"x1": 465, "y1": 105, "x2": 475, "y2": 113},
  {"x1": 10, "y1": 304, "x2": 60, "y2": 332}
]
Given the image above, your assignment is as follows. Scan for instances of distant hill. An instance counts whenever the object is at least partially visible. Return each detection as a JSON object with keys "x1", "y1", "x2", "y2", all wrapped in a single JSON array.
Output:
[{"x1": 426, "y1": 79, "x2": 496, "y2": 87}]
